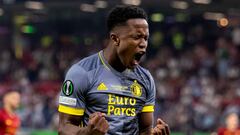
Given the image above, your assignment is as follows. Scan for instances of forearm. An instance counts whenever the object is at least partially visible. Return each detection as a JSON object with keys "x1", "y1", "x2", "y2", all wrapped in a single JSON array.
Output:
[
  {"x1": 139, "y1": 112, "x2": 154, "y2": 135},
  {"x1": 58, "y1": 123, "x2": 89, "y2": 135},
  {"x1": 58, "y1": 112, "x2": 109, "y2": 135},
  {"x1": 139, "y1": 126, "x2": 152, "y2": 135}
]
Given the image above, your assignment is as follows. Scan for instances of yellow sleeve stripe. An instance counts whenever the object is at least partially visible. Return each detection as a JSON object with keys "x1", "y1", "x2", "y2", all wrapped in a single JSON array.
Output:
[
  {"x1": 58, "y1": 105, "x2": 84, "y2": 116},
  {"x1": 141, "y1": 105, "x2": 154, "y2": 112}
]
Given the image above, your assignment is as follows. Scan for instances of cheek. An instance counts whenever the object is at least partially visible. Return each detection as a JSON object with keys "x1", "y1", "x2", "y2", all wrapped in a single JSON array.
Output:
[
  {"x1": 12, "y1": 98, "x2": 20, "y2": 106},
  {"x1": 118, "y1": 41, "x2": 137, "y2": 55}
]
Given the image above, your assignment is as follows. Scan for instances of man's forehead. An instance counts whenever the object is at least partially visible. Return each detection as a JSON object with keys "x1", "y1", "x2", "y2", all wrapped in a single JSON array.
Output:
[
  {"x1": 111, "y1": 19, "x2": 149, "y2": 34},
  {"x1": 5, "y1": 91, "x2": 20, "y2": 97},
  {"x1": 126, "y1": 18, "x2": 148, "y2": 28}
]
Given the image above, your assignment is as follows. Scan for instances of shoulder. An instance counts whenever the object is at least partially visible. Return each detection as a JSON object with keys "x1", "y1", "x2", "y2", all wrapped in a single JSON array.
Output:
[
  {"x1": 217, "y1": 127, "x2": 227, "y2": 134},
  {"x1": 135, "y1": 65, "x2": 154, "y2": 82},
  {"x1": 65, "y1": 63, "x2": 87, "y2": 80},
  {"x1": 66, "y1": 52, "x2": 100, "y2": 76},
  {"x1": 76, "y1": 52, "x2": 101, "y2": 71}
]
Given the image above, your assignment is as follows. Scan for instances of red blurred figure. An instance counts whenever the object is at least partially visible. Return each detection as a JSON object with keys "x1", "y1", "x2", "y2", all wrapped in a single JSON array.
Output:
[
  {"x1": 0, "y1": 91, "x2": 21, "y2": 135},
  {"x1": 218, "y1": 112, "x2": 240, "y2": 135}
]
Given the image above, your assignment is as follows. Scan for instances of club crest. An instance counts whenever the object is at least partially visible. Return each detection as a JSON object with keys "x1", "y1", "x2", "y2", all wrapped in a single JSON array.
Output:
[{"x1": 130, "y1": 80, "x2": 142, "y2": 97}]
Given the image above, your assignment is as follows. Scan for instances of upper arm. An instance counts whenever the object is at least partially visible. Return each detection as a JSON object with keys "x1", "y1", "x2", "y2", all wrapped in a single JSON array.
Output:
[
  {"x1": 141, "y1": 71, "x2": 156, "y2": 113},
  {"x1": 139, "y1": 71, "x2": 156, "y2": 134},
  {"x1": 58, "y1": 65, "x2": 89, "y2": 116},
  {"x1": 58, "y1": 65, "x2": 90, "y2": 135}
]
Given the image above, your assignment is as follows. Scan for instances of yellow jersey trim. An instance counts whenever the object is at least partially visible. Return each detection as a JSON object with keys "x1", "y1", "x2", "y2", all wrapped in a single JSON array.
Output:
[
  {"x1": 58, "y1": 105, "x2": 84, "y2": 116},
  {"x1": 98, "y1": 52, "x2": 110, "y2": 70},
  {"x1": 141, "y1": 105, "x2": 154, "y2": 112}
]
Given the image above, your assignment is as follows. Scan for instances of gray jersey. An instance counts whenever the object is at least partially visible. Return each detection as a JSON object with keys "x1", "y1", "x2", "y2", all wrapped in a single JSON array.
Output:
[{"x1": 58, "y1": 50, "x2": 156, "y2": 135}]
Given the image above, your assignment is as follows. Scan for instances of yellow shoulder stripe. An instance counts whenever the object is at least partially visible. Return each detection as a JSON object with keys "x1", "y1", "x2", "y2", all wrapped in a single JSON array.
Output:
[
  {"x1": 141, "y1": 105, "x2": 154, "y2": 112},
  {"x1": 58, "y1": 105, "x2": 84, "y2": 116}
]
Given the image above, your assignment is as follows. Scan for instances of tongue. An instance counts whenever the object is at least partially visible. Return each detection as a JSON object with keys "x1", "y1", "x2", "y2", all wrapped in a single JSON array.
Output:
[{"x1": 133, "y1": 59, "x2": 139, "y2": 65}]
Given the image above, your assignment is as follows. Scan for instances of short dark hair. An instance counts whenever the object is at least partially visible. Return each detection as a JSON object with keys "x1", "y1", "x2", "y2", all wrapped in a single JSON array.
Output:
[{"x1": 107, "y1": 5, "x2": 148, "y2": 33}]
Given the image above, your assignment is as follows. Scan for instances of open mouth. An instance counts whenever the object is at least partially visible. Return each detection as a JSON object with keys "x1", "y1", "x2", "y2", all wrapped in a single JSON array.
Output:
[
  {"x1": 133, "y1": 52, "x2": 145, "y2": 65},
  {"x1": 134, "y1": 53, "x2": 143, "y2": 61}
]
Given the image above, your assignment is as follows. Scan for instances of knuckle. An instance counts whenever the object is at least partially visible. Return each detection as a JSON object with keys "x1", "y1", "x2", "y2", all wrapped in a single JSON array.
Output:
[
  {"x1": 98, "y1": 128, "x2": 106, "y2": 134},
  {"x1": 88, "y1": 121, "x2": 93, "y2": 126},
  {"x1": 93, "y1": 126, "x2": 100, "y2": 131}
]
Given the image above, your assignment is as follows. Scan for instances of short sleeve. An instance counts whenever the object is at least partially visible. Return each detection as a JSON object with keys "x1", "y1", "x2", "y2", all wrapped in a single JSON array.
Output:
[
  {"x1": 141, "y1": 71, "x2": 156, "y2": 113},
  {"x1": 58, "y1": 64, "x2": 89, "y2": 116}
]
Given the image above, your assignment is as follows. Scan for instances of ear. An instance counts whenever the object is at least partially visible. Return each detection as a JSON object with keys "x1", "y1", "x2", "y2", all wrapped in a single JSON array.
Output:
[{"x1": 110, "y1": 33, "x2": 120, "y2": 46}]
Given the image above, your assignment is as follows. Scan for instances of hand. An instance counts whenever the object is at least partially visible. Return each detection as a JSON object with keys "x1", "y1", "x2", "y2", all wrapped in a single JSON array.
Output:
[
  {"x1": 87, "y1": 112, "x2": 109, "y2": 135},
  {"x1": 152, "y1": 118, "x2": 170, "y2": 135}
]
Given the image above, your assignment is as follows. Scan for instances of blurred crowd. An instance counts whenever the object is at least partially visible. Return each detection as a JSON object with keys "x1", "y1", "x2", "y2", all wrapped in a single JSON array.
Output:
[
  {"x1": 0, "y1": 15, "x2": 240, "y2": 134},
  {"x1": 148, "y1": 24, "x2": 240, "y2": 133}
]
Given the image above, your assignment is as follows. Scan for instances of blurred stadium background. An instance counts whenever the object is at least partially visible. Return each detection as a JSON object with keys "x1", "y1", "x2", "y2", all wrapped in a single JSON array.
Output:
[{"x1": 0, "y1": 0, "x2": 240, "y2": 135}]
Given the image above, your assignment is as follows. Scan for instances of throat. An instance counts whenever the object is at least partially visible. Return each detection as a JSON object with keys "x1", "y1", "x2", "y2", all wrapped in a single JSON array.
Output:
[
  {"x1": 110, "y1": 58, "x2": 126, "y2": 72},
  {"x1": 4, "y1": 104, "x2": 15, "y2": 116},
  {"x1": 103, "y1": 49, "x2": 126, "y2": 72}
]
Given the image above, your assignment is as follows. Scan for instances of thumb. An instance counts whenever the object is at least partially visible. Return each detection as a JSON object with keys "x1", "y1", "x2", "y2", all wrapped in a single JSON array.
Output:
[
  {"x1": 156, "y1": 118, "x2": 166, "y2": 125},
  {"x1": 157, "y1": 118, "x2": 162, "y2": 124}
]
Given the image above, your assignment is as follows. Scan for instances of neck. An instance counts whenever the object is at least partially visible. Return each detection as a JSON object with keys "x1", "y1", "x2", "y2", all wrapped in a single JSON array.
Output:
[
  {"x1": 227, "y1": 124, "x2": 238, "y2": 131},
  {"x1": 103, "y1": 44, "x2": 126, "y2": 72},
  {"x1": 4, "y1": 104, "x2": 14, "y2": 115}
]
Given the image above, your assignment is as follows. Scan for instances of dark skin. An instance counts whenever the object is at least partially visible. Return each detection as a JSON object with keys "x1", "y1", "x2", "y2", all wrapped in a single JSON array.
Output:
[
  {"x1": 59, "y1": 112, "x2": 109, "y2": 135},
  {"x1": 58, "y1": 19, "x2": 170, "y2": 135},
  {"x1": 104, "y1": 19, "x2": 149, "y2": 71}
]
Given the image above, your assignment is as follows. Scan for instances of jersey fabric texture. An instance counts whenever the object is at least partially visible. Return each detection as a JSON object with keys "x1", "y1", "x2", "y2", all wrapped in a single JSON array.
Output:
[
  {"x1": 0, "y1": 109, "x2": 20, "y2": 135},
  {"x1": 58, "y1": 50, "x2": 156, "y2": 135}
]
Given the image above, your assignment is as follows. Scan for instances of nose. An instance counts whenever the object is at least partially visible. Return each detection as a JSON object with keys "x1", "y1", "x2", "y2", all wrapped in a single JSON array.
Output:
[{"x1": 138, "y1": 40, "x2": 147, "y2": 51}]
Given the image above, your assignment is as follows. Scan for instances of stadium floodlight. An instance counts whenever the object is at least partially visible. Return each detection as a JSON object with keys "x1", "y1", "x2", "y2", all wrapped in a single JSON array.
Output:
[
  {"x1": 193, "y1": 0, "x2": 211, "y2": 4},
  {"x1": 0, "y1": 8, "x2": 4, "y2": 16},
  {"x1": 203, "y1": 12, "x2": 225, "y2": 20},
  {"x1": 217, "y1": 18, "x2": 229, "y2": 27},
  {"x1": 151, "y1": 13, "x2": 164, "y2": 22},
  {"x1": 80, "y1": 4, "x2": 97, "y2": 12},
  {"x1": 25, "y1": 1, "x2": 44, "y2": 10},
  {"x1": 122, "y1": 0, "x2": 141, "y2": 6},
  {"x1": 171, "y1": 1, "x2": 189, "y2": 10},
  {"x1": 95, "y1": 0, "x2": 108, "y2": 9}
]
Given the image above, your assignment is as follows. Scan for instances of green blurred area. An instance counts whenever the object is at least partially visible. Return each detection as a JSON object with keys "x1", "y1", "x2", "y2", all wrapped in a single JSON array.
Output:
[
  {"x1": 31, "y1": 130, "x2": 58, "y2": 135},
  {"x1": 28, "y1": 130, "x2": 211, "y2": 135}
]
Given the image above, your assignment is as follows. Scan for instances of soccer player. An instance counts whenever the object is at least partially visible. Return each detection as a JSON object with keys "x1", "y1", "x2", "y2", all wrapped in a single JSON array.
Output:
[
  {"x1": 0, "y1": 90, "x2": 21, "y2": 135},
  {"x1": 217, "y1": 112, "x2": 240, "y2": 135},
  {"x1": 58, "y1": 5, "x2": 170, "y2": 135}
]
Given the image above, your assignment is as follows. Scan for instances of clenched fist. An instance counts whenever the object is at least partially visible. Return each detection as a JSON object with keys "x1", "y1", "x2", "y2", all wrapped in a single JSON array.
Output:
[
  {"x1": 152, "y1": 119, "x2": 170, "y2": 135},
  {"x1": 87, "y1": 112, "x2": 109, "y2": 135}
]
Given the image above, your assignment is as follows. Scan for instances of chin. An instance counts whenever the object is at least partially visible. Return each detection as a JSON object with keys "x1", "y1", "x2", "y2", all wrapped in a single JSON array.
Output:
[
  {"x1": 128, "y1": 64, "x2": 138, "y2": 69},
  {"x1": 12, "y1": 105, "x2": 19, "y2": 110}
]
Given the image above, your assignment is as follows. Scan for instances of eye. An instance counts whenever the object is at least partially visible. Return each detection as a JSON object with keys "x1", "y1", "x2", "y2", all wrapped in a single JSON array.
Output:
[
  {"x1": 132, "y1": 35, "x2": 141, "y2": 40},
  {"x1": 132, "y1": 34, "x2": 149, "y2": 41},
  {"x1": 144, "y1": 36, "x2": 149, "y2": 41}
]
